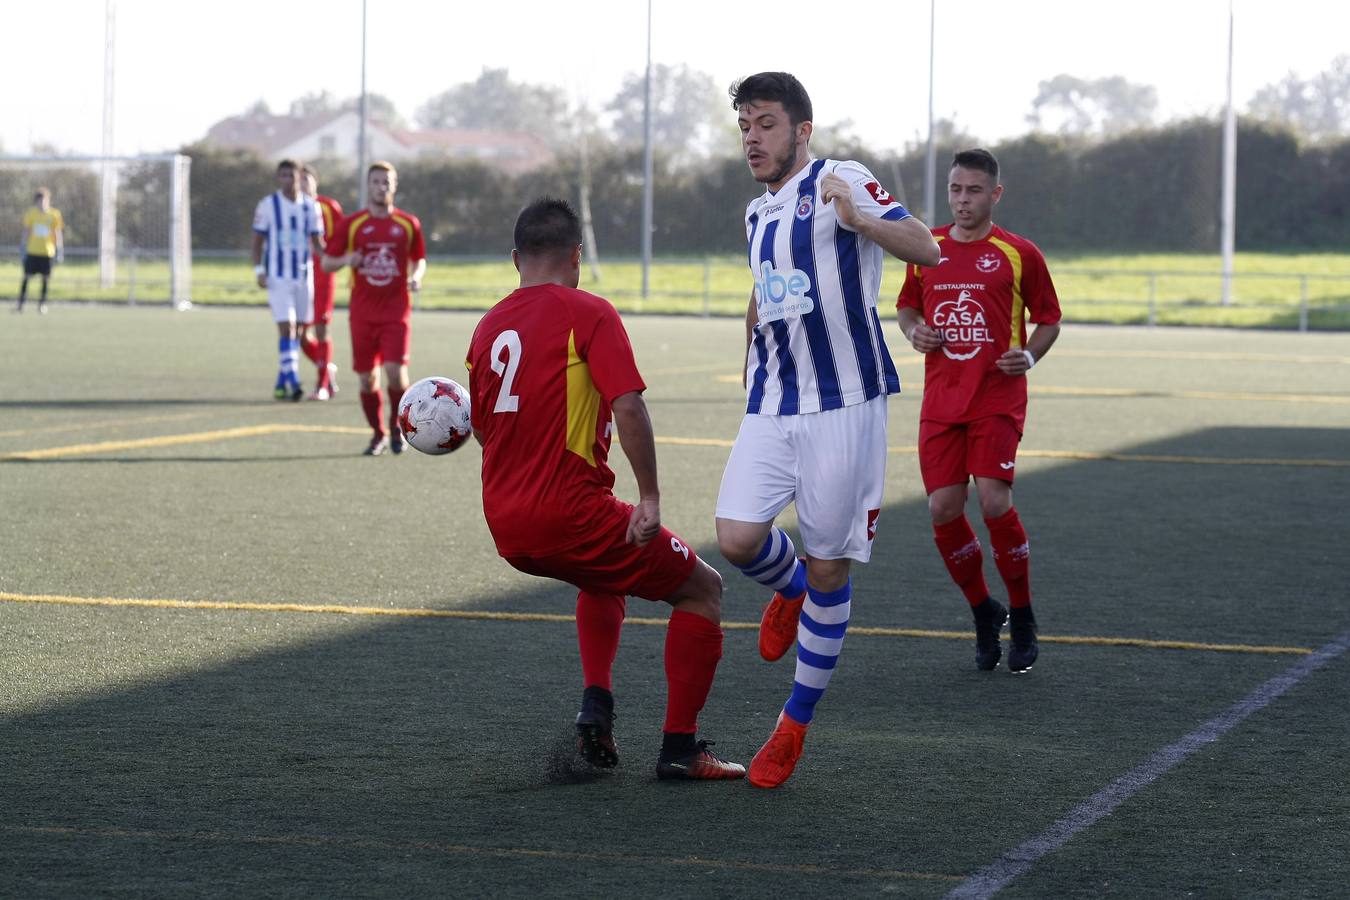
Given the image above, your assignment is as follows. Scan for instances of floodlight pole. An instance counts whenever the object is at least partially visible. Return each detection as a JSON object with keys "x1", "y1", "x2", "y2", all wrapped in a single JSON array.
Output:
[
  {"x1": 640, "y1": 0, "x2": 654, "y2": 308},
  {"x1": 924, "y1": 0, "x2": 936, "y2": 225},
  {"x1": 99, "y1": 0, "x2": 118, "y2": 288},
  {"x1": 1220, "y1": 0, "x2": 1237, "y2": 306},
  {"x1": 357, "y1": 0, "x2": 369, "y2": 209}
]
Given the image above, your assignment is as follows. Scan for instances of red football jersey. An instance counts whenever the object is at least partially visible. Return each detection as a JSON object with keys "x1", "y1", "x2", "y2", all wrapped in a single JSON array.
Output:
[
  {"x1": 897, "y1": 223, "x2": 1061, "y2": 429},
  {"x1": 466, "y1": 284, "x2": 647, "y2": 556},
  {"x1": 326, "y1": 207, "x2": 425, "y2": 324},
  {"x1": 313, "y1": 194, "x2": 344, "y2": 289}
]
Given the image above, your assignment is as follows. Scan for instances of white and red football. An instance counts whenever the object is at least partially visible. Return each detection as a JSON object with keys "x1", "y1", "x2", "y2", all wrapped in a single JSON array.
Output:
[{"x1": 397, "y1": 376, "x2": 472, "y2": 455}]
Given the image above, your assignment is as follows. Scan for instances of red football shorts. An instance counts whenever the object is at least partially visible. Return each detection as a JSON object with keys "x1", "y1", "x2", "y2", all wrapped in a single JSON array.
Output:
[
  {"x1": 310, "y1": 271, "x2": 335, "y2": 324},
  {"x1": 350, "y1": 318, "x2": 410, "y2": 372},
  {"x1": 503, "y1": 495, "x2": 698, "y2": 601},
  {"x1": 918, "y1": 414, "x2": 1023, "y2": 494}
]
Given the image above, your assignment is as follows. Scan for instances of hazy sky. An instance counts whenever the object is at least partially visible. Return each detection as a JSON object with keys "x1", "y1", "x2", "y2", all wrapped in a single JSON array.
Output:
[{"x1": 6, "y1": 0, "x2": 1346, "y2": 157}]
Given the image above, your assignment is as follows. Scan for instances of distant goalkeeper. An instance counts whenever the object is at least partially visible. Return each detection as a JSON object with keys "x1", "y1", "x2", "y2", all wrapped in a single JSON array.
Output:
[{"x1": 16, "y1": 187, "x2": 63, "y2": 314}]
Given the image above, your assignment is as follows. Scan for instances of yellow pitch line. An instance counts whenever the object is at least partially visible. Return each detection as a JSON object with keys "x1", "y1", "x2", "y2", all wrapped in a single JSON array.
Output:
[
  {"x1": 0, "y1": 825, "x2": 960, "y2": 882},
  {"x1": 712, "y1": 374, "x2": 1349, "y2": 403},
  {"x1": 6, "y1": 426, "x2": 1344, "y2": 470},
  {"x1": 1052, "y1": 349, "x2": 1350, "y2": 365},
  {"x1": 0, "y1": 592, "x2": 1311, "y2": 656},
  {"x1": 1029, "y1": 385, "x2": 1350, "y2": 404},
  {"x1": 0, "y1": 424, "x2": 370, "y2": 460},
  {"x1": 0, "y1": 410, "x2": 210, "y2": 439}
]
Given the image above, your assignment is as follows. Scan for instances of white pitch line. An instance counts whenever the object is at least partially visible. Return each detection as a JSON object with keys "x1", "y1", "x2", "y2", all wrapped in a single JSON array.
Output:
[{"x1": 946, "y1": 626, "x2": 1350, "y2": 900}]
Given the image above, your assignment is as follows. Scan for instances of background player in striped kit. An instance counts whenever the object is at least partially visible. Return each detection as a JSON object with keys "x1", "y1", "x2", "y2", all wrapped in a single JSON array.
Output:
[
  {"x1": 300, "y1": 165, "x2": 343, "y2": 401},
  {"x1": 714, "y1": 72, "x2": 940, "y2": 788},
  {"x1": 897, "y1": 148, "x2": 1061, "y2": 674},
  {"x1": 251, "y1": 159, "x2": 326, "y2": 401}
]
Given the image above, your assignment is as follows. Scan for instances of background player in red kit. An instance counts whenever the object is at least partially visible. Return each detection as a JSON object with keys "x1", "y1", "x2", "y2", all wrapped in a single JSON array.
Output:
[
  {"x1": 322, "y1": 161, "x2": 426, "y2": 455},
  {"x1": 897, "y1": 148, "x2": 1061, "y2": 673},
  {"x1": 300, "y1": 165, "x2": 342, "y2": 400},
  {"x1": 465, "y1": 197, "x2": 744, "y2": 782}
]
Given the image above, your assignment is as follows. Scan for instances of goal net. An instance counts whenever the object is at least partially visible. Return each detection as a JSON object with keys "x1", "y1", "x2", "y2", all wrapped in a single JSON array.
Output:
[{"x1": 0, "y1": 154, "x2": 191, "y2": 308}]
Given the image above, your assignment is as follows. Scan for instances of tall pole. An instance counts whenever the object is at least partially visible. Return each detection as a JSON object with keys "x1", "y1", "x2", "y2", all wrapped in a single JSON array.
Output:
[
  {"x1": 1220, "y1": 0, "x2": 1237, "y2": 306},
  {"x1": 923, "y1": 0, "x2": 937, "y2": 225},
  {"x1": 640, "y1": 0, "x2": 654, "y2": 307},
  {"x1": 99, "y1": 0, "x2": 118, "y2": 288},
  {"x1": 357, "y1": 0, "x2": 369, "y2": 209}
]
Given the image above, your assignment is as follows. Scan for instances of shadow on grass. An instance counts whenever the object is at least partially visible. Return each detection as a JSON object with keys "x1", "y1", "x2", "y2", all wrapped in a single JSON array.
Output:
[{"x1": 1, "y1": 427, "x2": 1348, "y2": 897}]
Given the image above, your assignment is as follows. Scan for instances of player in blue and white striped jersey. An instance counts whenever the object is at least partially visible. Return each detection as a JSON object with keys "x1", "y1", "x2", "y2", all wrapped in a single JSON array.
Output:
[
  {"x1": 713, "y1": 72, "x2": 941, "y2": 788},
  {"x1": 250, "y1": 159, "x2": 326, "y2": 401}
]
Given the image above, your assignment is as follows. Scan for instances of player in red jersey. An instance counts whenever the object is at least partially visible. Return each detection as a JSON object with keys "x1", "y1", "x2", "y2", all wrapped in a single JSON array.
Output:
[
  {"x1": 321, "y1": 161, "x2": 426, "y2": 455},
  {"x1": 465, "y1": 197, "x2": 745, "y2": 782},
  {"x1": 300, "y1": 165, "x2": 343, "y2": 401},
  {"x1": 897, "y1": 148, "x2": 1062, "y2": 674}
]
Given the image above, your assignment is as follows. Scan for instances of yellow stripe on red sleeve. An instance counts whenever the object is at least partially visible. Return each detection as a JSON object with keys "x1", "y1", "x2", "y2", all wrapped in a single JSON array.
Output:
[{"x1": 986, "y1": 235, "x2": 1025, "y2": 349}]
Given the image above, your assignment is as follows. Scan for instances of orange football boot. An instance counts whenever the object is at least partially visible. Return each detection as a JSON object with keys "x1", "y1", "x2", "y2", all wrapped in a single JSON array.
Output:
[{"x1": 748, "y1": 711, "x2": 810, "y2": 788}]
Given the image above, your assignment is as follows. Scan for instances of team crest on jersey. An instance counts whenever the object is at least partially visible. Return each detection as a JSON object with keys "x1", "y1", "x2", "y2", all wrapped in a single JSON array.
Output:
[
  {"x1": 864, "y1": 182, "x2": 898, "y2": 205},
  {"x1": 795, "y1": 196, "x2": 813, "y2": 220},
  {"x1": 391, "y1": 224, "x2": 403, "y2": 237},
  {"x1": 360, "y1": 242, "x2": 400, "y2": 287},
  {"x1": 976, "y1": 253, "x2": 1001, "y2": 272}
]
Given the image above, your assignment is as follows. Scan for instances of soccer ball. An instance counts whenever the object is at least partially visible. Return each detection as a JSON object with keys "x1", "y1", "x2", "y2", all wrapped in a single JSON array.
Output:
[{"x1": 397, "y1": 376, "x2": 473, "y2": 455}]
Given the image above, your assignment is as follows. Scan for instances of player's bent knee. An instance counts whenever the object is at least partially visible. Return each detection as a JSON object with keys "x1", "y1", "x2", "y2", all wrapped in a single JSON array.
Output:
[
  {"x1": 666, "y1": 561, "x2": 722, "y2": 623},
  {"x1": 714, "y1": 518, "x2": 770, "y2": 565}
]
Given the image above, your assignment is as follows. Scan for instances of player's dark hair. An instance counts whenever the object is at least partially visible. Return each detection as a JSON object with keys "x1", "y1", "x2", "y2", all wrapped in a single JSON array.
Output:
[
  {"x1": 276, "y1": 159, "x2": 299, "y2": 173},
  {"x1": 513, "y1": 197, "x2": 583, "y2": 257},
  {"x1": 34, "y1": 187, "x2": 50, "y2": 201},
  {"x1": 729, "y1": 72, "x2": 813, "y2": 126},
  {"x1": 952, "y1": 148, "x2": 999, "y2": 181}
]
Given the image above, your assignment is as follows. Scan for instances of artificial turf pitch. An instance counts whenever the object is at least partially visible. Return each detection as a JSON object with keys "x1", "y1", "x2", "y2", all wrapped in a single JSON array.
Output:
[{"x1": 2, "y1": 305, "x2": 1348, "y2": 897}]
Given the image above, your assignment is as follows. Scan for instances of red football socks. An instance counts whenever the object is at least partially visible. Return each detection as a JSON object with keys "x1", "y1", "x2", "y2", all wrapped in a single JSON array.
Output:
[
  {"x1": 986, "y1": 507, "x2": 1032, "y2": 608},
  {"x1": 299, "y1": 335, "x2": 320, "y2": 365},
  {"x1": 316, "y1": 340, "x2": 333, "y2": 390},
  {"x1": 576, "y1": 592, "x2": 626, "y2": 691},
  {"x1": 386, "y1": 386, "x2": 405, "y2": 436},
  {"x1": 359, "y1": 390, "x2": 384, "y2": 435},
  {"x1": 662, "y1": 610, "x2": 723, "y2": 734},
  {"x1": 933, "y1": 514, "x2": 992, "y2": 606}
]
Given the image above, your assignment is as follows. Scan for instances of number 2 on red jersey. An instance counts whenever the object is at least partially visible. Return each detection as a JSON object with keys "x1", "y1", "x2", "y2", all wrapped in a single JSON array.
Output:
[{"x1": 490, "y1": 330, "x2": 522, "y2": 413}]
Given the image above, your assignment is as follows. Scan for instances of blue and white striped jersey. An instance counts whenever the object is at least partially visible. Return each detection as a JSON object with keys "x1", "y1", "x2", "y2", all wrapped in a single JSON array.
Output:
[
  {"x1": 743, "y1": 159, "x2": 911, "y2": 416},
  {"x1": 252, "y1": 191, "x2": 324, "y2": 281}
]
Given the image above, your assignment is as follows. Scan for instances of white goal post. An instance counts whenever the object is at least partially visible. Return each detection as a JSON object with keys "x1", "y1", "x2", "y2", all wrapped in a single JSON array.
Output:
[{"x1": 1, "y1": 153, "x2": 192, "y2": 309}]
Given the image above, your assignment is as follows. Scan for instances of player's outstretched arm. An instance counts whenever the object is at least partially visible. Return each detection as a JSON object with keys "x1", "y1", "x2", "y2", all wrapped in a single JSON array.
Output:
[
  {"x1": 612, "y1": 390, "x2": 661, "y2": 546},
  {"x1": 820, "y1": 173, "x2": 940, "y2": 266}
]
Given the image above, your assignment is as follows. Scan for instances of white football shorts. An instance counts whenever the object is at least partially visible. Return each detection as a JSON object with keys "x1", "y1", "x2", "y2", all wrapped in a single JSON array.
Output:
[
  {"x1": 715, "y1": 395, "x2": 888, "y2": 563},
  {"x1": 267, "y1": 276, "x2": 314, "y2": 325}
]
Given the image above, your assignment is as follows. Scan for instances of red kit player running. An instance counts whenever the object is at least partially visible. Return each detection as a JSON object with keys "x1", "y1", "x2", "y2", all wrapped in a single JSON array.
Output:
[
  {"x1": 300, "y1": 165, "x2": 343, "y2": 400},
  {"x1": 465, "y1": 197, "x2": 744, "y2": 782},
  {"x1": 897, "y1": 148, "x2": 1061, "y2": 673},
  {"x1": 321, "y1": 161, "x2": 427, "y2": 455}
]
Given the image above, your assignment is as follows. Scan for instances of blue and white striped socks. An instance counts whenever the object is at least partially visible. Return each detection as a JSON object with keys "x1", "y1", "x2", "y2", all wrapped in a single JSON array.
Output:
[
  {"x1": 783, "y1": 579, "x2": 851, "y2": 725},
  {"x1": 278, "y1": 337, "x2": 301, "y2": 390},
  {"x1": 735, "y1": 527, "x2": 807, "y2": 598}
]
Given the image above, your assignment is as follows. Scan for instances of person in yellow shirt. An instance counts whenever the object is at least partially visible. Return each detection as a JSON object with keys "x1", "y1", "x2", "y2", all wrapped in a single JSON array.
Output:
[{"x1": 17, "y1": 187, "x2": 64, "y2": 314}]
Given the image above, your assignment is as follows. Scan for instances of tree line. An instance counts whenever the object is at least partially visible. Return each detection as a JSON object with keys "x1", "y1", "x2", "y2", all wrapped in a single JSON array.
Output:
[{"x1": 183, "y1": 116, "x2": 1350, "y2": 257}]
